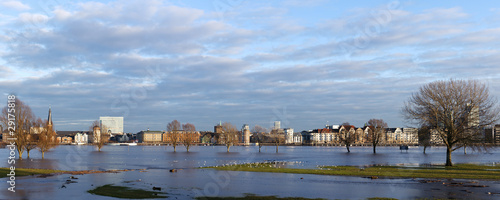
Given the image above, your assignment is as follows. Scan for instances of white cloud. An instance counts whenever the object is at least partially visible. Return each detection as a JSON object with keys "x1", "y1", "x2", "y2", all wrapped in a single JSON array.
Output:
[
  {"x1": 2, "y1": 1, "x2": 500, "y2": 132},
  {"x1": 1, "y1": 1, "x2": 30, "y2": 11}
]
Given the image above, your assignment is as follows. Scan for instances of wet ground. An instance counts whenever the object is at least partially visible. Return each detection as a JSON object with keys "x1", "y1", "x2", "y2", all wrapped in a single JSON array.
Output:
[{"x1": 1, "y1": 145, "x2": 499, "y2": 199}]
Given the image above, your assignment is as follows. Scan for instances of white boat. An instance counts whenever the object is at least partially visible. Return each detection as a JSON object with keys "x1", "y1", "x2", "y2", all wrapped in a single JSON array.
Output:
[{"x1": 119, "y1": 143, "x2": 138, "y2": 146}]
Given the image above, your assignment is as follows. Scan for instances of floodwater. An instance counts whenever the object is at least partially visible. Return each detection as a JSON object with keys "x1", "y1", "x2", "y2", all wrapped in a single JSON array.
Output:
[{"x1": 0, "y1": 145, "x2": 499, "y2": 199}]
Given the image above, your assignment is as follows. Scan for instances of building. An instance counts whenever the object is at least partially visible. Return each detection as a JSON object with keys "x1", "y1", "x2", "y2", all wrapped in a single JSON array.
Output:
[
  {"x1": 74, "y1": 132, "x2": 88, "y2": 144},
  {"x1": 284, "y1": 128, "x2": 294, "y2": 144},
  {"x1": 115, "y1": 134, "x2": 130, "y2": 142},
  {"x1": 293, "y1": 132, "x2": 302, "y2": 144},
  {"x1": 99, "y1": 116, "x2": 124, "y2": 135},
  {"x1": 402, "y1": 128, "x2": 419, "y2": 144},
  {"x1": 57, "y1": 136, "x2": 72, "y2": 144},
  {"x1": 137, "y1": 130, "x2": 163, "y2": 143},
  {"x1": 214, "y1": 122, "x2": 223, "y2": 133},
  {"x1": 241, "y1": 124, "x2": 250, "y2": 145},
  {"x1": 494, "y1": 125, "x2": 500, "y2": 144},
  {"x1": 274, "y1": 121, "x2": 281, "y2": 130}
]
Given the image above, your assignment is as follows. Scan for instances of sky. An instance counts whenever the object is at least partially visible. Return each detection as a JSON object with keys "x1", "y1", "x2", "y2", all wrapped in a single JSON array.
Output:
[{"x1": 1, "y1": 0, "x2": 500, "y2": 133}]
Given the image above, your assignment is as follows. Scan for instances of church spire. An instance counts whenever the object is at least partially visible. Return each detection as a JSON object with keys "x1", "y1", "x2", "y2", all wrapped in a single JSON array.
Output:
[{"x1": 48, "y1": 106, "x2": 53, "y2": 126}]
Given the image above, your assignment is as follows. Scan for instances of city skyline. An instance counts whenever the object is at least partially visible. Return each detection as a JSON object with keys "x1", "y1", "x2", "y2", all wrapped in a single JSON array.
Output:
[{"x1": 2, "y1": 1, "x2": 500, "y2": 133}]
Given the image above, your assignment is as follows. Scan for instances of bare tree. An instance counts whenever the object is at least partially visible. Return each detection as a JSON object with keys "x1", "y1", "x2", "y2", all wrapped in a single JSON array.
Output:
[
  {"x1": 366, "y1": 119, "x2": 388, "y2": 154},
  {"x1": 167, "y1": 120, "x2": 181, "y2": 152},
  {"x1": 251, "y1": 125, "x2": 267, "y2": 134},
  {"x1": 220, "y1": 122, "x2": 239, "y2": 152},
  {"x1": 37, "y1": 120, "x2": 57, "y2": 159},
  {"x1": 270, "y1": 129, "x2": 285, "y2": 153},
  {"x1": 252, "y1": 125, "x2": 267, "y2": 152},
  {"x1": 403, "y1": 79, "x2": 500, "y2": 166},
  {"x1": 418, "y1": 125, "x2": 432, "y2": 154},
  {"x1": 25, "y1": 118, "x2": 42, "y2": 158},
  {"x1": 182, "y1": 123, "x2": 198, "y2": 152},
  {"x1": 339, "y1": 122, "x2": 356, "y2": 153},
  {"x1": 90, "y1": 120, "x2": 109, "y2": 152},
  {"x1": 1, "y1": 98, "x2": 35, "y2": 159}
]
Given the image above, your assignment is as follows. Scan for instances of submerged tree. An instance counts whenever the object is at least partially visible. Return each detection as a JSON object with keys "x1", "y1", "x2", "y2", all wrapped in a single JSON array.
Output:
[
  {"x1": 252, "y1": 125, "x2": 267, "y2": 152},
  {"x1": 220, "y1": 122, "x2": 239, "y2": 152},
  {"x1": 90, "y1": 120, "x2": 109, "y2": 152},
  {"x1": 1, "y1": 98, "x2": 35, "y2": 159},
  {"x1": 339, "y1": 122, "x2": 356, "y2": 153},
  {"x1": 25, "y1": 118, "x2": 42, "y2": 158},
  {"x1": 418, "y1": 125, "x2": 432, "y2": 154},
  {"x1": 403, "y1": 79, "x2": 499, "y2": 166},
  {"x1": 37, "y1": 120, "x2": 57, "y2": 159},
  {"x1": 270, "y1": 129, "x2": 285, "y2": 153},
  {"x1": 366, "y1": 119, "x2": 388, "y2": 154},
  {"x1": 182, "y1": 123, "x2": 198, "y2": 152},
  {"x1": 167, "y1": 120, "x2": 181, "y2": 152}
]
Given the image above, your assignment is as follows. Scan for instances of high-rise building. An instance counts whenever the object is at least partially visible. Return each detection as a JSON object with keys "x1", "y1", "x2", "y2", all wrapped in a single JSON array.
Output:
[
  {"x1": 274, "y1": 121, "x2": 281, "y2": 130},
  {"x1": 99, "y1": 116, "x2": 124, "y2": 134},
  {"x1": 284, "y1": 128, "x2": 294, "y2": 144}
]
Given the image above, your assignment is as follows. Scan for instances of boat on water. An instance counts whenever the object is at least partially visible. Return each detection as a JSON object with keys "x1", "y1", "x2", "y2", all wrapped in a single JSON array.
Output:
[{"x1": 120, "y1": 143, "x2": 138, "y2": 146}]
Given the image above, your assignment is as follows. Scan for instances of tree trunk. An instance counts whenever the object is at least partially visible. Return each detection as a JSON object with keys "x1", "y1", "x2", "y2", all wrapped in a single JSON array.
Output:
[
  {"x1": 346, "y1": 145, "x2": 350, "y2": 153},
  {"x1": 186, "y1": 146, "x2": 190, "y2": 152},
  {"x1": 27, "y1": 150, "x2": 30, "y2": 158},
  {"x1": 276, "y1": 144, "x2": 278, "y2": 153},
  {"x1": 373, "y1": 144, "x2": 376, "y2": 154},
  {"x1": 464, "y1": 145, "x2": 467, "y2": 154},
  {"x1": 227, "y1": 145, "x2": 230, "y2": 152},
  {"x1": 42, "y1": 152, "x2": 45, "y2": 159},
  {"x1": 445, "y1": 147, "x2": 453, "y2": 166},
  {"x1": 423, "y1": 146, "x2": 427, "y2": 154},
  {"x1": 173, "y1": 145, "x2": 176, "y2": 152},
  {"x1": 18, "y1": 151, "x2": 23, "y2": 160},
  {"x1": 259, "y1": 145, "x2": 261, "y2": 152}
]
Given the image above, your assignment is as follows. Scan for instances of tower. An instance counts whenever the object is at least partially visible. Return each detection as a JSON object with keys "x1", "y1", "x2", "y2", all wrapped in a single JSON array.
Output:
[
  {"x1": 47, "y1": 106, "x2": 53, "y2": 131},
  {"x1": 241, "y1": 124, "x2": 250, "y2": 145}
]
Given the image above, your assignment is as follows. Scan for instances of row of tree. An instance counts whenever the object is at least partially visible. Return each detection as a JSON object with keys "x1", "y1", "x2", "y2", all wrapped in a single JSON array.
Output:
[
  {"x1": 166, "y1": 120, "x2": 198, "y2": 152},
  {"x1": 0, "y1": 98, "x2": 57, "y2": 159},
  {"x1": 3, "y1": 80, "x2": 497, "y2": 167}
]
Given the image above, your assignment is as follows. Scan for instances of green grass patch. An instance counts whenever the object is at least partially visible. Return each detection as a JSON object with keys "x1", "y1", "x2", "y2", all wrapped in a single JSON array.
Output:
[
  {"x1": 196, "y1": 193, "x2": 326, "y2": 200},
  {"x1": 87, "y1": 184, "x2": 167, "y2": 199},
  {"x1": 0, "y1": 168, "x2": 66, "y2": 178},
  {"x1": 204, "y1": 163, "x2": 500, "y2": 180}
]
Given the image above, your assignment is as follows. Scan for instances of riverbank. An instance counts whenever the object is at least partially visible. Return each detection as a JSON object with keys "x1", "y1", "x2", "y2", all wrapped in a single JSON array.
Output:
[{"x1": 205, "y1": 162, "x2": 500, "y2": 180}]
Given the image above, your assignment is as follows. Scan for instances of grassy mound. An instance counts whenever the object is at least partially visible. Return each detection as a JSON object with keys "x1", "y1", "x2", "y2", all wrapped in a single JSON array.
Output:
[
  {"x1": 0, "y1": 168, "x2": 65, "y2": 178},
  {"x1": 87, "y1": 184, "x2": 167, "y2": 199},
  {"x1": 205, "y1": 163, "x2": 500, "y2": 180}
]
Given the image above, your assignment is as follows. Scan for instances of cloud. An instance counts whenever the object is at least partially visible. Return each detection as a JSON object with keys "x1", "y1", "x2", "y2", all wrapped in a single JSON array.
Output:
[
  {"x1": 1, "y1": 1, "x2": 30, "y2": 11},
  {"x1": 2, "y1": 1, "x2": 500, "y2": 132}
]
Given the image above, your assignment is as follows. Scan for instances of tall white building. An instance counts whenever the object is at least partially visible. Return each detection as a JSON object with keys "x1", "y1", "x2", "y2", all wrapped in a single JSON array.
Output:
[
  {"x1": 99, "y1": 116, "x2": 124, "y2": 134},
  {"x1": 284, "y1": 128, "x2": 294, "y2": 144},
  {"x1": 274, "y1": 121, "x2": 281, "y2": 130}
]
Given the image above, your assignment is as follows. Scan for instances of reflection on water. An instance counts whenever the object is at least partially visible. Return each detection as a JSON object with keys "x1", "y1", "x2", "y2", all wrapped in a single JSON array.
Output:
[
  {"x1": 1, "y1": 145, "x2": 498, "y2": 171},
  {"x1": 0, "y1": 146, "x2": 499, "y2": 199}
]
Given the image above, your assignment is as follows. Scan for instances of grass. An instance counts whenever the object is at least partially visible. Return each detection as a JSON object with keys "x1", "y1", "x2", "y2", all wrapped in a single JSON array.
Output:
[
  {"x1": 196, "y1": 194, "x2": 399, "y2": 200},
  {"x1": 0, "y1": 168, "x2": 66, "y2": 178},
  {"x1": 204, "y1": 163, "x2": 500, "y2": 180},
  {"x1": 87, "y1": 184, "x2": 167, "y2": 199},
  {"x1": 196, "y1": 193, "x2": 326, "y2": 200}
]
